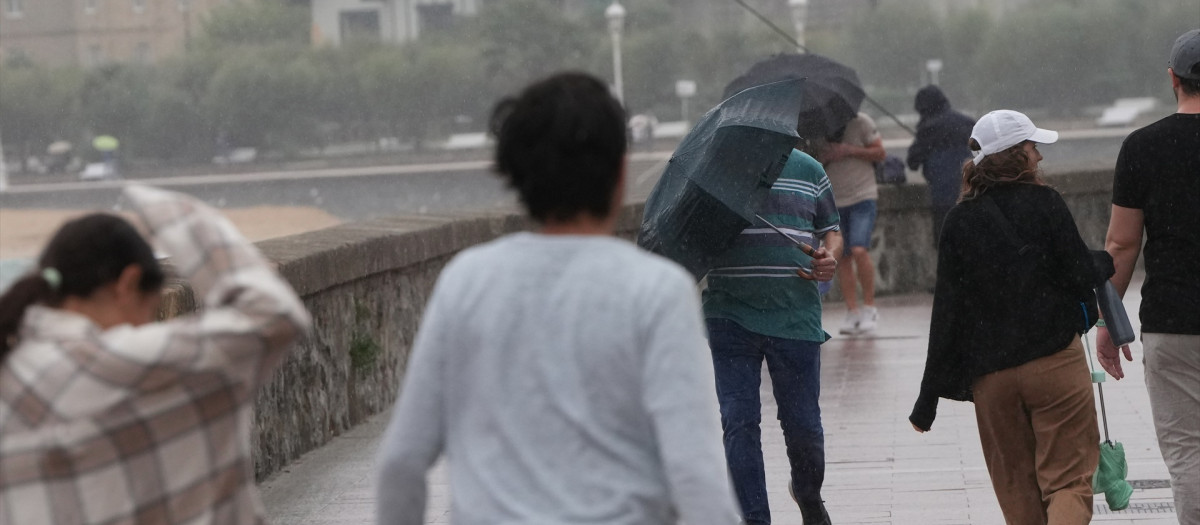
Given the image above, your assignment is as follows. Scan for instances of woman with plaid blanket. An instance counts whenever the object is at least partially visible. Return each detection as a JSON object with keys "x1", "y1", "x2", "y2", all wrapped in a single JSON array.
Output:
[{"x1": 0, "y1": 185, "x2": 311, "y2": 524}]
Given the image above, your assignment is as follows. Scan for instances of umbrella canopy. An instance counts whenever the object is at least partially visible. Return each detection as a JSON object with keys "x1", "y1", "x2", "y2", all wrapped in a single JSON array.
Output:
[
  {"x1": 47, "y1": 141, "x2": 72, "y2": 155},
  {"x1": 92, "y1": 135, "x2": 119, "y2": 152},
  {"x1": 724, "y1": 53, "x2": 865, "y2": 141},
  {"x1": 1093, "y1": 440, "x2": 1132, "y2": 510},
  {"x1": 637, "y1": 78, "x2": 808, "y2": 279}
]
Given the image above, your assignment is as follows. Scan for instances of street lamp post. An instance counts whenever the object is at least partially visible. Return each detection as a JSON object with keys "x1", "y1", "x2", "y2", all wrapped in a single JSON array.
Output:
[
  {"x1": 926, "y1": 58, "x2": 943, "y2": 86},
  {"x1": 675, "y1": 80, "x2": 696, "y2": 124},
  {"x1": 605, "y1": 1, "x2": 626, "y2": 103},
  {"x1": 179, "y1": 0, "x2": 191, "y2": 52},
  {"x1": 0, "y1": 131, "x2": 7, "y2": 192},
  {"x1": 788, "y1": 0, "x2": 808, "y2": 51}
]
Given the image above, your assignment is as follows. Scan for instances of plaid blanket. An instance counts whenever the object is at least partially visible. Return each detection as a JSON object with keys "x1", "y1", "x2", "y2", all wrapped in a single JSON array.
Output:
[{"x1": 1, "y1": 185, "x2": 311, "y2": 524}]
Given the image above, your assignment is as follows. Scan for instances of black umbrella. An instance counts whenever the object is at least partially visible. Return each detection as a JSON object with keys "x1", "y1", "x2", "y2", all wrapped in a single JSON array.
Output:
[
  {"x1": 638, "y1": 78, "x2": 808, "y2": 279},
  {"x1": 724, "y1": 53, "x2": 866, "y2": 141}
]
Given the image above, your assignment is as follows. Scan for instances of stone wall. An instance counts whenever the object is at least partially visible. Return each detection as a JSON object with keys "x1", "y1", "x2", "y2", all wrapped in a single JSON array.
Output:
[
  {"x1": 159, "y1": 168, "x2": 1113, "y2": 481},
  {"x1": 212, "y1": 207, "x2": 641, "y2": 480}
]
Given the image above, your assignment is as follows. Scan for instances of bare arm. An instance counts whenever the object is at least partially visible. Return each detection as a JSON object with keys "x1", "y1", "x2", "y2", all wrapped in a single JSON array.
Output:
[
  {"x1": 1105, "y1": 205, "x2": 1144, "y2": 296},
  {"x1": 826, "y1": 138, "x2": 887, "y2": 164},
  {"x1": 1097, "y1": 204, "x2": 1143, "y2": 380}
]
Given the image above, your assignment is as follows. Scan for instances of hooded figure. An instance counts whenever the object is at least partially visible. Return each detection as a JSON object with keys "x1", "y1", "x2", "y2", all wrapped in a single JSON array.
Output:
[{"x1": 906, "y1": 86, "x2": 974, "y2": 246}]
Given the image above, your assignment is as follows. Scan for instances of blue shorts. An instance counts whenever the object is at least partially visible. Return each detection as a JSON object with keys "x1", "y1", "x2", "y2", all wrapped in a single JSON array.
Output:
[{"x1": 837, "y1": 199, "x2": 877, "y2": 255}]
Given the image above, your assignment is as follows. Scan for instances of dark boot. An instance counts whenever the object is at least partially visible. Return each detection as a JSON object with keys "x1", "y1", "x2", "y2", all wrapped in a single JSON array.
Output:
[
  {"x1": 789, "y1": 482, "x2": 831, "y2": 525},
  {"x1": 799, "y1": 501, "x2": 831, "y2": 525}
]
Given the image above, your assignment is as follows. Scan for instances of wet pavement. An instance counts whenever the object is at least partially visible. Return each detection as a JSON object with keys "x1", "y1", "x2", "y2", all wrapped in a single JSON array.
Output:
[{"x1": 260, "y1": 275, "x2": 1179, "y2": 524}]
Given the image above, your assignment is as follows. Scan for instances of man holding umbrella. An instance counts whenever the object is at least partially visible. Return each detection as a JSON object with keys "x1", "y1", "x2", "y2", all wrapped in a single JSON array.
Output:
[
  {"x1": 640, "y1": 54, "x2": 859, "y2": 524},
  {"x1": 703, "y1": 53, "x2": 859, "y2": 525},
  {"x1": 703, "y1": 145, "x2": 841, "y2": 525}
]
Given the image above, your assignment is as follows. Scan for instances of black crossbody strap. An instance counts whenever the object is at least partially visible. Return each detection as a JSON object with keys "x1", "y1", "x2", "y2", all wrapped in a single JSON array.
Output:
[{"x1": 981, "y1": 194, "x2": 1033, "y2": 256}]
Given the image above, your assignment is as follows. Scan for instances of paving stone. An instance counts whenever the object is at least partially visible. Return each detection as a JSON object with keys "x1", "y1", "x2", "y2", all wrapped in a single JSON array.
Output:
[{"x1": 263, "y1": 275, "x2": 1177, "y2": 523}]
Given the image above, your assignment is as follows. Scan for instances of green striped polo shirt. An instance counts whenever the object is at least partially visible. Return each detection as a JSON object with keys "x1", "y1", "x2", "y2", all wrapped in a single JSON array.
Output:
[{"x1": 702, "y1": 149, "x2": 841, "y2": 342}]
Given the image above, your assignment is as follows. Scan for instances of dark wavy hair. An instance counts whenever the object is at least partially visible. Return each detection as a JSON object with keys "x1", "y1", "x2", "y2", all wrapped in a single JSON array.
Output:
[
  {"x1": 489, "y1": 72, "x2": 627, "y2": 223},
  {"x1": 959, "y1": 139, "x2": 1045, "y2": 202},
  {"x1": 0, "y1": 214, "x2": 164, "y2": 360}
]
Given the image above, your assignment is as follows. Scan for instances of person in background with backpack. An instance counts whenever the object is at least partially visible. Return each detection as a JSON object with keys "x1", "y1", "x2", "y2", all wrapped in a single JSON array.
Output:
[
  {"x1": 909, "y1": 110, "x2": 1114, "y2": 524},
  {"x1": 906, "y1": 86, "x2": 974, "y2": 247},
  {"x1": 822, "y1": 112, "x2": 886, "y2": 335}
]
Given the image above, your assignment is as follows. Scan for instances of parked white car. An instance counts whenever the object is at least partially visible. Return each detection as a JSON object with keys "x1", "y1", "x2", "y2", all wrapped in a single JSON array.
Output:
[{"x1": 79, "y1": 162, "x2": 117, "y2": 181}]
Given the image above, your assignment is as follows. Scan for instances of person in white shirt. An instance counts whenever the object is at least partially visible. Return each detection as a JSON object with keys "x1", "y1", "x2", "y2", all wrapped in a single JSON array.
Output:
[{"x1": 375, "y1": 72, "x2": 740, "y2": 525}]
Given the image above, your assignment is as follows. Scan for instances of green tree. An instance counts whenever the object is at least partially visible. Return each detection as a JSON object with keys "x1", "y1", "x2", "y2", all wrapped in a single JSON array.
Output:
[
  {"x1": 616, "y1": 0, "x2": 687, "y2": 118},
  {"x1": 357, "y1": 48, "x2": 411, "y2": 143},
  {"x1": 476, "y1": 0, "x2": 597, "y2": 97},
  {"x1": 137, "y1": 78, "x2": 211, "y2": 162},
  {"x1": 683, "y1": 29, "x2": 786, "y2": 116},
  {"x1": 196, "y1": 0, "x2": 309, "y2": 50},
  {"x1": 939, "y1": 6, "x2": 992, "y2": 110},
  {"x1": 0, "y1": 64, "x2": 82, "y2": 171},
  {"x1": 79, "y1": 64, "x2": 152, "y2": 155},
  {"x1": 846, "y1": 1, "x2": 945, "y2": 112},
  {"x1": 1110, "y1": 0, "x2": 1200, "y2": 102},
  {"x1": 357, "y1": 41, "x2": 484, "y2": 147},
  {"x1": 305, "y1": 44, "x2": 375, "y2": 147},
  {"x1": 203, "y1": 46, "x2": 320, "y2": 151},
  {"x1": 970, "y1": 2, "x2": 1124, "y2": 114}
]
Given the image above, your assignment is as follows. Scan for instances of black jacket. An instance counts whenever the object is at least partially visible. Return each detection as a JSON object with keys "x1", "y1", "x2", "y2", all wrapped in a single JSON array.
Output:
[
  {"x1": 905, "y1": 86, "x2": 974, "y2": 171},
  {"x1": 909, "y1": 183, "x2": 1114, "y2": 431}
]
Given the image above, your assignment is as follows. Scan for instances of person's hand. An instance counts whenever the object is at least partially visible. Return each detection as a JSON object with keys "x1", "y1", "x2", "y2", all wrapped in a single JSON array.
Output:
[
  {"x1": 809, "y1": 246, "x2": 837, "y2": 282},
  {"x1": 1096, "y1": 325, "x2": 1133, "y2": 380},
  {"x1": 911, "y1": 422, "x2": 926, "y2": 433},
  {"x1": 823, "y1": 142, "x2": 849, "y2": 163}
]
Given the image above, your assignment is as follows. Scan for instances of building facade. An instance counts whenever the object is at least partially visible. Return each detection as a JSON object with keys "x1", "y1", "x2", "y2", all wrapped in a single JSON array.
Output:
[
  {"x1": 0, "y1": 0, "x2": 226, "y2": 66},
  {"x1": 310, "y1": 0, "x2": 480, "y2": 46}
]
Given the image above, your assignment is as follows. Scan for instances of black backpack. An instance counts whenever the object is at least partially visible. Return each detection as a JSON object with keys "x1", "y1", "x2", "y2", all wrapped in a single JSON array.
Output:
[{"x1": 874, "y1": 154, "x2": 906, "y2": 185}]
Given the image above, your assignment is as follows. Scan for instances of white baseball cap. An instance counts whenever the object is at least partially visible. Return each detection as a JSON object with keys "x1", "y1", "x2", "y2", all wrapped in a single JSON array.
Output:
[{"x1": 970, "y1": 110, "x2": 1058, "y2": 165}]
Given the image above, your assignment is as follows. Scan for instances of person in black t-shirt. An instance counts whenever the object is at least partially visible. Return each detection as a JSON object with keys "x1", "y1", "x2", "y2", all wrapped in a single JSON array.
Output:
[{"x1": 1100, "y1": 28, "x2": 1200, "y2": 521}]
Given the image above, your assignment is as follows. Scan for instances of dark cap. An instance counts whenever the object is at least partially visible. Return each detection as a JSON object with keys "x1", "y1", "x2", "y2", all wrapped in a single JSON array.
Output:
[{"x1": 1169, "y1": 29, "x2": 1200, "y2": 80}]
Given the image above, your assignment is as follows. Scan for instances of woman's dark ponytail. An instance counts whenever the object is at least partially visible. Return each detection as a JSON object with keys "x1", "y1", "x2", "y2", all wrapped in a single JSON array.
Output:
[
  {"x1": 0, "y1": 274, "x2": 53, "y2": 359},
  {"x1": 0, "y1": 214, "x2": 163, "y2": 362}
]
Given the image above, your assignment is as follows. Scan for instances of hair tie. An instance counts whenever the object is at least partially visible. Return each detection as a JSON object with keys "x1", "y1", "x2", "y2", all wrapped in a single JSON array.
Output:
[{"x1": 41, "y1": 267, "x2": 62, "y2": 291}]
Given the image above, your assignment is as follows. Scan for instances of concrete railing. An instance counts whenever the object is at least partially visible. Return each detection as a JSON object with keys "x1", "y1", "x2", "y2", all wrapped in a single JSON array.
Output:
[
  {"x1": 161, "y1": 167, "x2": 1114, "y2": 481},
  {"x1": 159, "y1": 204, "x2": 646, "y2": 481}
]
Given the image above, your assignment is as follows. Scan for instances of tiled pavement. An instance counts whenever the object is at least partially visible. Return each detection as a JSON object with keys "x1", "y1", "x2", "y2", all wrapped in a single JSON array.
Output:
[{"x1": 261, "y1": 275, "x2": 1179, "y2": 524}]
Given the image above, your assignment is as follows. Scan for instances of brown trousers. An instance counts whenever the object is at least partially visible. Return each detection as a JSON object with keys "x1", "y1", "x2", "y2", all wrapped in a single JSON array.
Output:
[{"x1": 973, "y1": 337, "x2": 1099, "y2": 525}]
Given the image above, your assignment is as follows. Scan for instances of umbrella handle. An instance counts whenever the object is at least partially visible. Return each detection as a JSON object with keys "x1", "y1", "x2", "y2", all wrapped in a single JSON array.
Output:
[
  {"x1": 796, "y1": 266, "x2": 816, "y2": 280},
  {"x1": 795, "y1": 240, "x2": 817, "y2": 257}
]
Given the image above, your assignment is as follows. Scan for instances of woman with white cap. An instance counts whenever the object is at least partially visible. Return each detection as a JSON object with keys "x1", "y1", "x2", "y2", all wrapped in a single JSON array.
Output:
[{"x1": 908, "y1": 110, "x2": 1114, "y2": 524}]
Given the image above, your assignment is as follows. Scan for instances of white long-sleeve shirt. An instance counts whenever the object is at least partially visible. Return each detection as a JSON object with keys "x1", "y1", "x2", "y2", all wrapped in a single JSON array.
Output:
[{"x1": 376, "y1": 233, "x2": 739, "y2": 525}]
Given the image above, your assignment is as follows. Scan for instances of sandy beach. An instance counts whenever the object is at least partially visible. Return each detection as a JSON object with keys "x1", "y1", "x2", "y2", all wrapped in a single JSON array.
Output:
[{"x1": 0, "y1": 206, "x2": 343, "y2": 259}]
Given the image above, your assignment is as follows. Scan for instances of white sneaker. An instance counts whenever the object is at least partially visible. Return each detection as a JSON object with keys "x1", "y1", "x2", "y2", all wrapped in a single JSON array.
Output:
[
  {"x1": 858, "y1": 306, "x2": 879, "y2": 333},
  {"x1": 839, "y1": 309, "x2": 861, "y2": 335}
]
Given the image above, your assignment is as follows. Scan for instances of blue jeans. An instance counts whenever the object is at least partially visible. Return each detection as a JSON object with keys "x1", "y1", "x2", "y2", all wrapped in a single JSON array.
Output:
[
  {"x1": 836, "y1": 199, "x2": 877, "y2": 256},
  {"x1": 706, "y1": 318, "x2": 825, "y2": 525}
]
